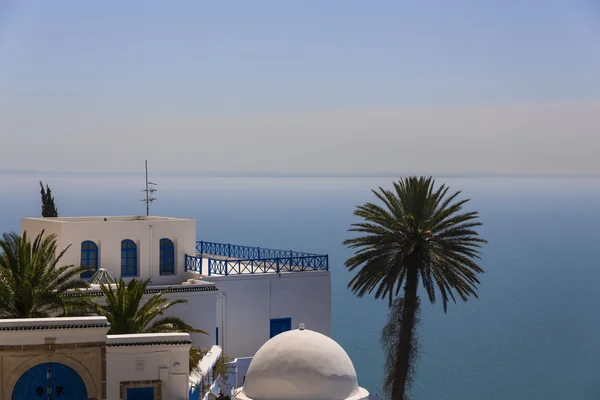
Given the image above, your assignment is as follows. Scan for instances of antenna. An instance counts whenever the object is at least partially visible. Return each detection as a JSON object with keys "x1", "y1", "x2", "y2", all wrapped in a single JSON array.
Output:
[{"x1": 141, "y1": 160, "x2": 157, "y2": 216}]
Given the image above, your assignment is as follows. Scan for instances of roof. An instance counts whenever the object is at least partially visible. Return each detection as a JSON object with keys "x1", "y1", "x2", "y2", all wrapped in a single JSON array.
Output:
[
  {"x1": 236, "y1": 328, "x2": 369, "y2": 400},
  {"x1": 0, "y1": 316, "x2": 109, "y2": 331},
  {"x1": 107, "y1": 333, "x2": 192, "y2": 347},
  {"x1": 88, "y1": 268, "x2": 116, "y2": 285},
  {"x1": 63, "y1": 282, "x2": 218, "y2": 297},
  {"x1": 22, "y1": 216, "x2": 192, "y2": 223}
]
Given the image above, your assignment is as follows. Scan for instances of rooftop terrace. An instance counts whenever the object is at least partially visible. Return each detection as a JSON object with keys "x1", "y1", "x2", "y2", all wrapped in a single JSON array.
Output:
[{"x1": 185, "y1": 241, "x2": 329, "y2": 276}]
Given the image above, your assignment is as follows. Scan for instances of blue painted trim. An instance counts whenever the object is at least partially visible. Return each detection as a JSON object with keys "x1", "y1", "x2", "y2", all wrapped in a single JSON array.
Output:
[
  {"x1": 80, "y1": 240, "x2": 98, "y2": 278},
  {"x1": 127, "y1": 387, "x2": 154, "y2": 399},
  {"x1": 121, "y1": 239, "x2": 138, "y2": 277},
  {"x1": 184, "y1": 254, "x2": 203, "y2": 274},
  {"x1": 215, "y1": 327, "x2": 219, "y2": 346},
  {"x1": 196, "y1": 241, "x2": 323, "y2": 259},
  {"x1": 202, "y1": 255, "x2": 328, "y2": 275},
  {"x1": 159, "y1": 238, "x2": 175, "y2": 275},
  {"x1": 270, "y1": 317, "x2": 292, "y2": 338},
  {"x1": 191, "y1": 241, "x2": 329, "y2": 276}
]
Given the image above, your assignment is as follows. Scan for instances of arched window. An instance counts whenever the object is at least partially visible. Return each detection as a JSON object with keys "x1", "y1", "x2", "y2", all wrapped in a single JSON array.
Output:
[
  {"x1": 121, "y1": 240, "x2": 138, "y2": 277},
  {"x1": 159, "y1": 239, "x2": 175, "y2": 275},
  {"x1": 80, "y1": 241, "x2": 98, "y2": 278}
]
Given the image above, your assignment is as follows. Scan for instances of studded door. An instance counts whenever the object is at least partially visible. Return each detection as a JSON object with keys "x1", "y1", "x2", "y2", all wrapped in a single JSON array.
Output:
[
  {"x1": 12, "y1": 363, "x2": 48, "y2": 399},
  {"x1": 50, "y1": 363, "x2": 87, "y2": 399},
  {"x1": 12, "y1": 363, "x2": 87, "y2": 400}
]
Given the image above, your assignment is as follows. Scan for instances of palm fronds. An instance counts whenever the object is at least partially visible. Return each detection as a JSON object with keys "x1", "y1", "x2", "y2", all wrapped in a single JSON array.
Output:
[
  {"x1": 344, "y1": 176, "x2": 487, "y2": 311},
  {"x1": 95, "y1": 277, "x2": 206, "y2": 335},
  {"x1": 0, "y1": 230, "x2": 91, "y2": 318}
]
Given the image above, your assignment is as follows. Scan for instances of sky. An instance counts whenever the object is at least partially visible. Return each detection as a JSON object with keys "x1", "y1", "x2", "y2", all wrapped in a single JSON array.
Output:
[{"x1": 0, "y1": 1, "x2": 599, "y2": 175}]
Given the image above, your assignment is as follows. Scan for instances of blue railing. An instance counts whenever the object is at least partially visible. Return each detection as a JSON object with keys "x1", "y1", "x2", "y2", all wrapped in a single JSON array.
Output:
[
  {"x1": 185, "y1": 254, "x2": 203, "y2": 274},
  {"x1": 186, "y1": 241, "x2": 328, "y2": 276},
  {"x1": 196, "y1": 241, "x2": 319, "y2": 259}
]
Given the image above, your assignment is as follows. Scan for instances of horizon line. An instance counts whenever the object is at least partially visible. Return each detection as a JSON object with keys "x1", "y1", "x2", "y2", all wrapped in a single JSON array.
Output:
[{"x1": 1, "y1": 168, "x2": 600, "y2": 179}]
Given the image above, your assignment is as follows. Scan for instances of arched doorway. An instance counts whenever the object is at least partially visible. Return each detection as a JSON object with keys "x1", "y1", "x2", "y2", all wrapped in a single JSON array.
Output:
[{"x1": 12, "y1": 362, "x2": 87, "y2": 399}]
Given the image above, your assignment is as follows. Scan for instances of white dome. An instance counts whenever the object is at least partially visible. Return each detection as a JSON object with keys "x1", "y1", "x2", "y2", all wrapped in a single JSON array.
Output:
[{"x1": 234, "y1": 328, "x2": 369, "y2": 400}]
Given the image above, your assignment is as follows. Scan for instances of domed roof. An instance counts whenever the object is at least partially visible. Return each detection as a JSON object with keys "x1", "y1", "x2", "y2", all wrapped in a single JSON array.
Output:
[{"x1": 234, "y1": 327, "x2": 369, "y2": 400}]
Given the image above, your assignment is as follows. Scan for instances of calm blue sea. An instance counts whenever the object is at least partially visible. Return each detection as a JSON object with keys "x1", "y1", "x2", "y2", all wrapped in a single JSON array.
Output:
[{"x1": 2, "y1": 174, "x2": 600, "y2": 399}]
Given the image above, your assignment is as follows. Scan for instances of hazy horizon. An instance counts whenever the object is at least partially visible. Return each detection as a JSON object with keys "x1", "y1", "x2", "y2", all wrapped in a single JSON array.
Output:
[
  {"x1": 3, "y1": 167, "x2": 600, "y2": 179},
  {"x1": 1, "y1": 1, "x2": 599, "y2": 175}
]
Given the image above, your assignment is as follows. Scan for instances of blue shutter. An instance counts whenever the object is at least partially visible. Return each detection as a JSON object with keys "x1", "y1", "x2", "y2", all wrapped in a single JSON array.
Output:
[
  {"x1": 159, "y1": 238, "x2": 175, "y2": 275},
  {"x1": 270, "y1": 318, "x2": 292, "y2": 338},
  {"x1": 80, "y1": 241, "x2": 98, "y2": 278},
  {"x1": 121, "y1": 240, "x2": 138, "y2": 277}
]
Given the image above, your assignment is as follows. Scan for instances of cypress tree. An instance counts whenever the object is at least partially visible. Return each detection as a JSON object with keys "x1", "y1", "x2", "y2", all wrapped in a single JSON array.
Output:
[{"x1": 39, "y1": 181, "x2": 58, "y2": 217}]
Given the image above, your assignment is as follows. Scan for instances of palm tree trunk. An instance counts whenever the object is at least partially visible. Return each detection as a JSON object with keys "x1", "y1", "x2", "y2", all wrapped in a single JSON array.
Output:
[{"x1": 392, "y1": 265, "x2": 419, "y2": 400}]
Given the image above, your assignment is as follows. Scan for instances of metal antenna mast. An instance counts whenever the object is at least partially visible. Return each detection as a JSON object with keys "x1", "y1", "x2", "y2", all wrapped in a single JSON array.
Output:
[{"x1": 141, "y1": 160, "x2": 157, "y2": 216}]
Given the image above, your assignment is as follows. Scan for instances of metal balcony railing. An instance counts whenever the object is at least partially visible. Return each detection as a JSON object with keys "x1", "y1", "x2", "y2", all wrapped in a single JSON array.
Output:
[
  {"x1": 195, "y1": 241, "x2": 319, "y2": 259},
  {"x1": 185, "y1": 241, "x2": 328, "y2": 276}
]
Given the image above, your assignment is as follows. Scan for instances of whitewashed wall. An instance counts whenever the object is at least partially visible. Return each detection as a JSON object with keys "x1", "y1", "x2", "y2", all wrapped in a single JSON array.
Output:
[
  {"x1": 21, "y1": 218, "x2": 64, "y2": 255},
  {"x1": 210, "y1": 271, "x2": 331, "y2": 358},
  {"x1": 231, "y1": 357, "x2": 252, "y2": 389},
  {"x1": 161, "y1": 290, "x2": 218, "y2": 351},
  {"x1": 0, "y1": 317, "x2": 108, "y2": 346},
  {"x1": 20, "y1": 217, "x2": 196, "y2": 285},
  {"x1": 106, "y1": 333, "x2": 191, "y2": 400}
]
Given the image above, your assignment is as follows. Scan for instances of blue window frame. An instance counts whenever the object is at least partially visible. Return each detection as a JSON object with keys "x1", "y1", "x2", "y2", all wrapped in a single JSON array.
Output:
[
  {"x1": 121, "y1": 239, "x2": 138, "y2": 277},
  {"x1": 270, "y1": 318, "x2": 292, "y2": 338},
  {"x1": 127, "y1": 387, "x2": 154, "y2": 400},
  {"x1": 80, "y1": 241, "x2": 98, "y2": 278},
  {"x1": 159, "y1": 238, "x2": 175, "y2": 275}
]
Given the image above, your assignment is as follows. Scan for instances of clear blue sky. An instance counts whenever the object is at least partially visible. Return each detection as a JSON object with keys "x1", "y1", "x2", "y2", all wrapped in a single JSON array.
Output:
[{"x1": 1, "y1": 1, "x2": 599, "y2": 174}]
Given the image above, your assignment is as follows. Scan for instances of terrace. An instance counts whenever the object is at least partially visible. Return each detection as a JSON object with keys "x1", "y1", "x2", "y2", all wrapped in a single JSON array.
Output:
[{"x1": 184, "y1": 241, "x2": 329, "y2": 276}]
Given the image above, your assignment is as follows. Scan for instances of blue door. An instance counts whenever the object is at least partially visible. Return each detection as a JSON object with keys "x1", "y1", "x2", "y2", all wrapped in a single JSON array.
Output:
[
  {"x1": 12, "y1": 363, "x2": 87, "y2": 400},
  {"x1": 51, "y1": 363, "x2": 87, "y2": 399},
  {"x1": 127, "y1": 387, "x2": 155, "y2": 400},
  {"x1": 12, "y1": 363, "x2": 47, "y2": 399},
  {"x1": 270, "y1": 318, "x2": 292, "y2": 338}
]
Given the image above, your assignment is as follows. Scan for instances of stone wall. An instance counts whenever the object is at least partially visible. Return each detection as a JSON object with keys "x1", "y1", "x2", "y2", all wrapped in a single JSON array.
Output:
[{"x1": 0, "y1": 340, "x2": 105, "y2": 400}]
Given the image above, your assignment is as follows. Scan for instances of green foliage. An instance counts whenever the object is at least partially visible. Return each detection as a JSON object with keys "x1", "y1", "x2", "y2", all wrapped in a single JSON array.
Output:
[
  {"x1": 344, "y1": 176, "x2": 487, "y2": 400},
  {"x1": 0, "y1": 230, "x2": 92, "y2": 318},
  {"x1": 94, "y1": 277, "x2": 208, "y2": 335},
  {"x1": 95, "y1": 279, "x2": 208, "y2": 381},
  {"x1": 189, "y1": 348, "x2": 234, "y2": 376},
  {"x1": 190, "y1": 350, "x2": 235, "y2": 395},
  {"x1": 39, "y1": 181, "x2": 58, "y2": 217},
  {"x1": 214, "y1": 353, "x2": 235, "y2": 384},
  {"x1": 189, "y1": 346, "x2": 208, "y2": 373},
  {"x1": 344, "y1": 176, "x2": 487, "y2": 310}
]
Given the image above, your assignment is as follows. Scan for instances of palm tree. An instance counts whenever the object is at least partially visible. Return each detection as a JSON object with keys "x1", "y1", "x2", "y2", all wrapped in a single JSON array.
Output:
[
  {"x1": 344, "y1": 177, "x2": 486, "y2": 400},
  {"x1": 94, "y1": 277, "x2": 206, "y2": 335},
  {"x1": 0, "y1": 230, "x2": 92, "y2": 318}
]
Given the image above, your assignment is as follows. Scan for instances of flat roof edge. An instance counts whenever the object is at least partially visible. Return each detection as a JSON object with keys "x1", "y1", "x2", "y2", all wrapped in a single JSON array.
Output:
[{"x1": 21, "y1": 216, "x2": 194, "y2": 223}]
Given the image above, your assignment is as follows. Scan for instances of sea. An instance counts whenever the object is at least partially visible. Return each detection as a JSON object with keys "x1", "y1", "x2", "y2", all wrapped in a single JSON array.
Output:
[{"x1": 1, "y1": 173, "x2": 600, "y2": 400}]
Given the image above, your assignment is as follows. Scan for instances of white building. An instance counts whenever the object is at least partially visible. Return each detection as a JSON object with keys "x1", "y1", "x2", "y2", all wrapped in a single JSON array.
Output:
[
  {"x1": 1, "y1": 215, "x2": 381, "y2": 400},
  {"x1": 20, "y1": 216, "x2": 196, "y2": 286},
  {"x1": 20, "y1": 216, "x2": 332, "y2": 359},
  {"x1": 0, "y1": 319, "x2": 371, "y2": 400},
  {"x1": 0, "y1": 316, "x2": 190, "y2": 400}
]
